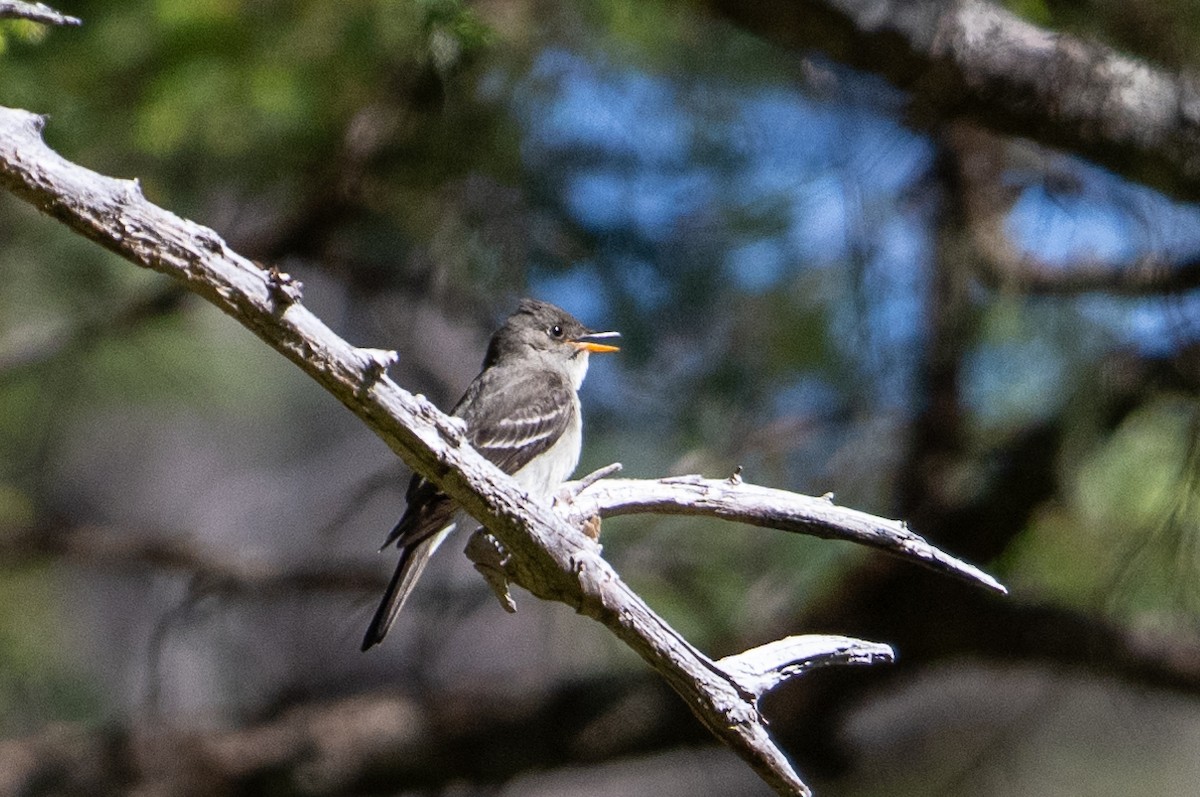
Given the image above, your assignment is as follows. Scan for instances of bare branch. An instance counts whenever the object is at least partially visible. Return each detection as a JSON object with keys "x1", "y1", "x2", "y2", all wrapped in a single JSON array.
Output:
[
  {"x1": 0, "y1": 522, "x2": 384, "y2": 595},
  {"x1": 718, "y1": 636, "x2": 894, "y2": 699},
  {"x1": 562, "y1": 461, "x2": 624, "y2": 499},
  {"x1": 0, "y1": 1, "x2": 80, "y2": 25},
  {"x1": 0, "y1": 106, "x2": 1005, "y2": 796},
  {"x1": 562, "y1": 475, "x2": 1007, "y2": 595}
]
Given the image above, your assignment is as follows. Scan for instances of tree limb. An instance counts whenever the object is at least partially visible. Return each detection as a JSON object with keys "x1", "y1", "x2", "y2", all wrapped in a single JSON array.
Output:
[
  {"x1": 562, "y1": 475, "x2": 1006, "y2": 594},
  {"x1": 0, "y1": 106, "x2": 1004, "y2": 796},
  {"x1": 718, "y1": 636, "x2": 894, "y2": 697},
  {"x1": 702, "y1": 0, "x2": 1200, "y2": 202},
  {"x1": 0, "y1": 1, "x2": 80, "y2": 25}
]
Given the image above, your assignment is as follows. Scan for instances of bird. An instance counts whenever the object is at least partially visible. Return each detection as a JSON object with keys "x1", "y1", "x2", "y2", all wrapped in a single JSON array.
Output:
[{"x1": 361, "y1": 298, "x2": 620, "y2": 651}]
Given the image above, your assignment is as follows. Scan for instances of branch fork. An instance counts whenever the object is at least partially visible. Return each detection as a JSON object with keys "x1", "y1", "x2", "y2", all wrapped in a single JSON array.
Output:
[{"x1": 0, "y1": 102, "x2": 1006, "y2": 797}]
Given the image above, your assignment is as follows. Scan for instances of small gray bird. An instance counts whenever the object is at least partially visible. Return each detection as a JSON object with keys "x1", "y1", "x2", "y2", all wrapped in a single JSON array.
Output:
[{"x1": 362, "y1": 298, "x2": 619, "y2": 650}]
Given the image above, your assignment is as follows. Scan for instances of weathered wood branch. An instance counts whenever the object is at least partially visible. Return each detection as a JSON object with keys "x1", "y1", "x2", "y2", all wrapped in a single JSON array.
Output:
[
  {"x1": 718, "y1": 636, "x2": 894, "y2": 698},
  {"x1": 562, "y1": 474, "x2": 1006, "y2": 594},
  {"x1": 0, "y1": 105, "x2": 1004, "y2": 796},
  {"x1": 703, "y1": 0, "x2": 1200, "y2": 202},
  {"x1": 0, "y1": 1, "x2": 80, "y2": 25}
]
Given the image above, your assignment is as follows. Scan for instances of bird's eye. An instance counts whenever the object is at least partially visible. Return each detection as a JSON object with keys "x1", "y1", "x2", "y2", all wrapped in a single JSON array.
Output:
[{"x1": 549, "y1": 324, "x2": 564, "y2": 339}]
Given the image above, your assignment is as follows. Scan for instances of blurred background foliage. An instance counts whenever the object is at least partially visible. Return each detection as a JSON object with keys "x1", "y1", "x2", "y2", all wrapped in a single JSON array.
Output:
[{"x1": 4, "y1": 0, "x2": 1200, "y2": 795}]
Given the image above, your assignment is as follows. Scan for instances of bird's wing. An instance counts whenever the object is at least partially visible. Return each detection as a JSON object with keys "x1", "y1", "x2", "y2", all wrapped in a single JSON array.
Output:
[
  {"x1": 379, "y1": 481, "x2": 456, "y2": 551},
  {"x1": 379, "y1": 368, "x2": 573, "y2": 551},
  {"x1": 465, "y1": 368, "x2": 576, "y2": 475}
]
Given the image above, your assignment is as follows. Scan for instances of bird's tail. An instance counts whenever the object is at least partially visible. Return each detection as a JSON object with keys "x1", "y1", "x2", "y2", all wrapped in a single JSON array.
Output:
[{"x1": 361, "y1": 525, "x2": 454, "y2": 651}]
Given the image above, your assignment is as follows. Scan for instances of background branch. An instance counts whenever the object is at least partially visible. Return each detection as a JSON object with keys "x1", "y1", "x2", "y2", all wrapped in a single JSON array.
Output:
[
  {"x1": 0, "y1": 521, "x2": 384, "y2": 595},
  {"x1": 703, "y1": 0, "x2": 1200, "y2": 201},
  {"x1": 945, "y1": 123, "x2": 1200, "y2": 296}
]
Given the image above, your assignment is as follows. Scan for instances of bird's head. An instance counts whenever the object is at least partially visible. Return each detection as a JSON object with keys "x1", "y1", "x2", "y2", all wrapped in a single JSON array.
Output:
[{"x1": 484, "y1": 298, "x2": 619, "y2": 385}]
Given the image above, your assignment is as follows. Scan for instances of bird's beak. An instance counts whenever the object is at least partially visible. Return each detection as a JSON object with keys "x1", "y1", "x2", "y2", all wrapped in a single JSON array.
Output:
[{"x1": 572, "y1": 330, "x2": 620, "y2": 353}]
